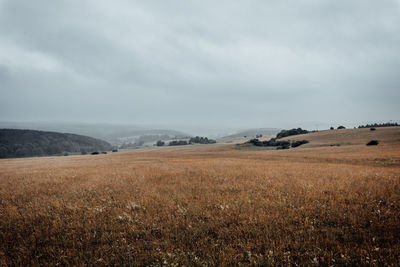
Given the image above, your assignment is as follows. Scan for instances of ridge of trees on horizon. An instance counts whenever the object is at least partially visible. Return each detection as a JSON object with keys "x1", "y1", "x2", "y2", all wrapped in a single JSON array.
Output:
[
  {"x1": 358, "y1": 122, "x2": 399, "y2": 128},
  {"x1": 155, "y1": 136, "x2": 217, "y2": 147},
  {"x1": 189, "y1": 136, "x2": 217, "y2": 144}
]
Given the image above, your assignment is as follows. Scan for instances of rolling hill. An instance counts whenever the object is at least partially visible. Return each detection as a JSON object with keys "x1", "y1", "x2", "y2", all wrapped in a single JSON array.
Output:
[
  {"x1": 280, "y1": 126, "x2": 400, "y2": 148},
  {"x1": 223, "y1": 128, "x2": 281, "y2": 139},
  {"x1": 0, "y1": 129, "x2": 113, "y2": 158},
  {"x1": 1, "y1": 125, "x2": 399, "y2": 265},
  {"x1": 0, "y1": 122, "x2": 191, "y2": 147}
]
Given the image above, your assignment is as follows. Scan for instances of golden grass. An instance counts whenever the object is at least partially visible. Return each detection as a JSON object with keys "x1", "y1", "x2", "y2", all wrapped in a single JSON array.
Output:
[
  {"x1": 281, "y1": 126, "x2": 400, "y2": 148},
  {"x1": 1, "y1": 141, "x2": 400, "y2": 265}
]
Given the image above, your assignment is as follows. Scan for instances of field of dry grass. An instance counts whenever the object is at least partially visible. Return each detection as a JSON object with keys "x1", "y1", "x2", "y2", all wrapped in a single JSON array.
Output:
[
  {"x1": 1, "y1": 128, "x2": 400, "y2": 265},
  {"x1": 281, "y1": 126, "x2": 400, "y2": 148}
]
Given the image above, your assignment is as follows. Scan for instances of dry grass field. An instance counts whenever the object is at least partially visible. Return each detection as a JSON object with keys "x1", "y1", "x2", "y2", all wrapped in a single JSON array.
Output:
[
  {"x1": 1, "y1": 128, "x2": 400, "y2": 265},
  {"x1": 281, "y1": 126, "x2": 400, "y2": 148}
]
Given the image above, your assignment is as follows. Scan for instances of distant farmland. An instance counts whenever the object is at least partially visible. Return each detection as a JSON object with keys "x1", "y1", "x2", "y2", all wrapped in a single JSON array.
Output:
[{"x1": 1, "y1": 127, "x2": 399, "y2": 265}]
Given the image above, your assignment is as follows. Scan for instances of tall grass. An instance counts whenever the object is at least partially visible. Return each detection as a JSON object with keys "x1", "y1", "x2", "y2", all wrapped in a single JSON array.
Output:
[{"x1": 1, "y1": 144, "x2": 400, "y2": 265}]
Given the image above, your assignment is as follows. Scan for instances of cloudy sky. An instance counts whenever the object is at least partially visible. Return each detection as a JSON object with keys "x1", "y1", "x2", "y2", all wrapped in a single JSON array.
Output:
[{"x1": 0, "y1": 0, "x2": 399, "y2": 130}]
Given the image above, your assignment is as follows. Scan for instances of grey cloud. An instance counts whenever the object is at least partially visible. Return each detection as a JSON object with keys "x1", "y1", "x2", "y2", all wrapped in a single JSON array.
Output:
[{"x1": 0, "y1": 0, "x2": 399, "y2": 131}]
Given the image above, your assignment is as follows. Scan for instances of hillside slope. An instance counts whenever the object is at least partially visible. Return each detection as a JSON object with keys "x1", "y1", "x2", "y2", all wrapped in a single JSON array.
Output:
[
  {"x1": 0, "y1": 129, "x2": 113, "y2": 158},
  {"x1": 0, "y1": 122, "x2": 190, "y2": 146},
  {"x1": 280, "y1": 126, "x2": 400, "y2": 148},
  {"x1": 223, "y1": 128, "x2": 280, "y2": 139}
]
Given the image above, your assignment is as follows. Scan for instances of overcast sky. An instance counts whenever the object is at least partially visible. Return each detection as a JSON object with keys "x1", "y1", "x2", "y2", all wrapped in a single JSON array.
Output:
[{"x1": 0, "y1": 0, "x2": 399, "y2": 130}]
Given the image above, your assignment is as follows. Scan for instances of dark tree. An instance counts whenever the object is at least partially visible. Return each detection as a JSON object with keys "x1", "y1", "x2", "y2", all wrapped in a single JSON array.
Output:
[
  {"x1": 169, "y1": 140, "x2": 188, "y2": 146},
  {"x1": 291, "y1": 140, "x2": 309, "y2": 148},
  {"x1": 156, "y1": 140, "x2": 165, "y2": 146},
  {"x1": 189, "y1": 136, "x2": 216, "y2": 144},
  {"x1": 366, "y1": 140, "x2": 379, "y2": 146}
]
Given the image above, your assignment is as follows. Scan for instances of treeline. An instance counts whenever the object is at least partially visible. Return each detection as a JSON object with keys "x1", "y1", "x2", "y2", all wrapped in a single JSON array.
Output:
[
  {"x1": 244, "y1": 127, "x2": 310, "y2": 149},
  {"x1": 358, "y1": 122, "x2": 399, "y2": 128},
  {"x1": 168, "y1": 140, "x2": 188, "y2": 146},
  {"x1": 156, "y1": 136, "x2": 217, "y2": 146},
  {"x1": 276, "y1": 128, "x2": 309, "y2": 139},
  {"x1": 0, "y1": 129, "x2": 113, "y2": 158},
  {"x1": 189, "y1": 136, "x2": 216, "y2": 144},
  {"x1": 120, "y1": 134, "x2": 191, "y2": 149},
  {"x1": 248, "y1": 138, "x2": 309, "y2": 149}
]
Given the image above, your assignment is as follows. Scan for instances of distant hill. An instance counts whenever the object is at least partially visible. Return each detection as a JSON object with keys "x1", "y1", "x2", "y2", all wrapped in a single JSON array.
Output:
[
  {"x1": 0, "y1": 122, "x2": 190, "y2": 146},
  {"x1": 0, "y1": 129, "x2": 113, "y2": 158},
  {"x1": 109, "y1": 129, "x2": 191, "y2": 148},
  {"x1": 222, "y1": 128, "x2": 281, "y2": 139}
]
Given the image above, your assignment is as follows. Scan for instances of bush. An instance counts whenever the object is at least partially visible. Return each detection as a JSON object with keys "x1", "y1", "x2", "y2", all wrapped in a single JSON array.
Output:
[
  {"x1": 370, "y1": 128, "x2": 376, "y2": 131},
  {"x1": 112, "y1": 149, "x2": 118, "y2": 152},
  {"x1": 91, "y1": 151, "x2": 99, "y2": 155},
  {"x1": 366, "y1": 140, "x2": 379, "y2": 146},
  {"x1": 189, "y1": 136, "x2": 216, "y2": 144},
  {"x1": 274, "y1": 140, "x2": 291, "y2": 147},
  {"x1": 330, "y1": 127, "x2": 334, "y2": 130},
  {"x1": 248, "y1": 139, "x2": 263, "y2": 146},
  {"x1": 156, "y1": 140, "x2": 165, "y2": 146},
  {"x1": 248, "y1": 138, "x2": 291, "y2": 148},
  {"x1": 169, "y1": 140, "x2": 188, "y2": 146},
  {"x1": 276, "y1": 144, "x2": 290, "y2": 150},
  {"x1": 337, "y1": 126, "x2": 346, "y2": 129},
  {"x1": 291, "y1": 140, "x2": 309, "y2": 148}
]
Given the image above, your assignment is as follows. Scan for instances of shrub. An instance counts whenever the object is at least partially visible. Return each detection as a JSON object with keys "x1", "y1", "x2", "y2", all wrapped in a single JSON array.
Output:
[
  {"x1": 274, "y1": 140, "x2": 291, "y2": 147},
  {"x1": 169, "y1": 140, "x2": 188, "y2": 146},
  {"x1": 112, "y1": 149, "x2": 118, "y2": 152},
  {"x1": 248, "y1": 138, "x2": 291, "y2": 148},
  {"x1": 330, "y1": 127, "x2": 334, "y2": 130},
  {"x1": 291, "y1": 140, "x2": 309, "y2": 148},
  {"x1": 366, "y1": 140, "x2": 379, "y2": 146},
  {"x1": 277, "y1": 145, "x2": 290, "y2": 150},
  {"x1": 337, "y1": 126, "x2": 346, "y2": 129},
  {"x1": 370, "y1": 128, "x2": 376, "y2": 131},
  {"x1": 189, "y1": 136, "x2": 216, "y2": 144},
  {"x1": 248, "y1": 139, "x2": 263, "y2": 146},
  {"x1": 91, "y1": 151, "x2": 99, "y2": 155},
  {"x1": 156, "y1": 140, "x2": 165, "y2": 146}
]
